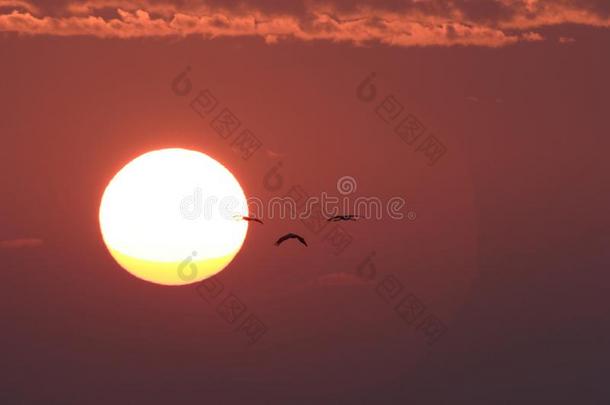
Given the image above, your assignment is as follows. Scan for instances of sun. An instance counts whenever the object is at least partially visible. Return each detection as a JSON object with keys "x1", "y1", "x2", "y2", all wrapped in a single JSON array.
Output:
[{"x1": 99, "y1": 148, "x2": 248, "y2": 286}]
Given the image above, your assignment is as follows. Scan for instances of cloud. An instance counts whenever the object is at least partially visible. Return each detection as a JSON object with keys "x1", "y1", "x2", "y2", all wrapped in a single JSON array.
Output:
[
  {"x1": 559, "y1": 36, "x2": 576, "y2": 44},
  {"x1": 0, "y1": 238, "x2": 43, "y2": 249},
  {"x1": 266, "y1": 149, "x2": 285, "y2": 159},
  {"x1": 0, "y1": 1, "x2": 607, "y2": 47},
  {"x1": 0, "y1": 0, "x2": 38, "y2": 14},
  {"x1": 521, "y1": 31, "x2": 544, "y2": 42}
]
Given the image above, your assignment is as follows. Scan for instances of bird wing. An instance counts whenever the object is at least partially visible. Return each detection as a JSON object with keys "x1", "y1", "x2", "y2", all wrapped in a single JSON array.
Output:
[
  {"x1": 239, "y1": 216, "x2": 264, "y2": 224},
  {"x1": 275, "y1": 233, "x2": 307, "y2": 246},
  {"x1": 275, "y1": 234, "x2": 291, "y2": 245},
  {"x1": 328, "y1": 215, "x2": 359, "y2": 221},
  {"x1": 245, "y1": 217, "x2": 264, "y2": 224}
]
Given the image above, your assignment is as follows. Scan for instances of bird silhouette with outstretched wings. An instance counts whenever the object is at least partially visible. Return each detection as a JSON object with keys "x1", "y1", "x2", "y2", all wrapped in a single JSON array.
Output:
[
  {"x1": 234, "y1": 215, "x2": 264, "y2": 225},
  {"x1": 274, "y1": 233, "x2": 308, "y2": 247},
  {"x1": 327, "y1": 214, "x2": 359, "y2": 222}
]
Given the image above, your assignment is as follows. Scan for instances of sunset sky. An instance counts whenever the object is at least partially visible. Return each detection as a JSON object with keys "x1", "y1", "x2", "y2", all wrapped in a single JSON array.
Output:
[{"x1": 1, "y1": 1, "x2": 609, "y2": 403}]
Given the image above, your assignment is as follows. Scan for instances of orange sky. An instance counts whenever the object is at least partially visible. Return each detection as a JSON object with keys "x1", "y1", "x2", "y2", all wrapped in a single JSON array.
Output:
[{"x1": 1, "y1": 1, "x2": 609, "y2": 403}]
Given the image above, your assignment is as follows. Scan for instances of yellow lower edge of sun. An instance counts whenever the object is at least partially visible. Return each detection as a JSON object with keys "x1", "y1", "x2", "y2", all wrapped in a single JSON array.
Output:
[{"x1": 109, "y1": 248, "x2": 236, "y2": 286}]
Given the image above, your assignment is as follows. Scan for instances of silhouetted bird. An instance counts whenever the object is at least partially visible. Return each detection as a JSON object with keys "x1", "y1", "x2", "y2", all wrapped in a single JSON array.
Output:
[
  {"x1": 234, "y1": 215, "x2": 264, "y2": 225},
  {"x1": 327, "y1": 214, "x2": 358, "y2": 222},
  {"x1": 275, "y1": 233, "x2": 308, "y2": 247}
]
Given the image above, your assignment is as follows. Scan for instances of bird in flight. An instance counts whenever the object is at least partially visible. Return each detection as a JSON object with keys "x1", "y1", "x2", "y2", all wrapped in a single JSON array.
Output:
[
  {"x1": 234, "y1": 215, "x2": 264, "y2": 225},
  {"x1": 275, "y1": 233, "x2": 308, "y2": 247},
  {"x1": 327, "y1": 214, "x2": 359, "y2": 222}
]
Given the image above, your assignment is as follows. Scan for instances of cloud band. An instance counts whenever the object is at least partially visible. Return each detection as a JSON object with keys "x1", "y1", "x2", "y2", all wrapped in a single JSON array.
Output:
[{"x1": 1, "y1": 1, "x2": 608, "y2": 47}]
